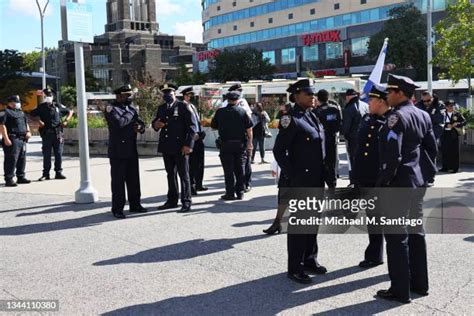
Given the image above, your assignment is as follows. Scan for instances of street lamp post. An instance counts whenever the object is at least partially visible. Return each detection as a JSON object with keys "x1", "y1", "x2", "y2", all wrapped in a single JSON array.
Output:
[
  {"x1": 36, "y1": 0, "x2": 50, "y2": 91},
  {"x1": 427, "y1": 0, "x2": 433, "y2": 94}
]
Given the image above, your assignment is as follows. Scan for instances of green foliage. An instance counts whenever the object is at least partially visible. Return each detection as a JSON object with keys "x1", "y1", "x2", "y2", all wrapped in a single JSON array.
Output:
[
  {"x1": 22, "y1": 51, "x2": 42, "y2": 72},
  {"x1": 131, "y1": 72, "x2": 163, "y2": 126},
  {"x1": 433, "y1": 0, "x2": 474, "y2": 95},
  {"x1": 0, "y1": 49, "x2": 32, "y2": 104},
  {"x1": 60, "y1": 86, "x2": 77, "y2": 108},
  {"x1": 459, "y1": 107, "x2": 474, "y2": 129},
  {"x1": 67, "y1": 68, "x2": 102, "y2": 92},
  {"x1": 367, "y1": 5, "x2": 427, "y2": 80},
  {"x1": 209, "y1": 48, "x2": 275, "y2": 82},
  {"x1": 174, "y1": 63, "x2": 209, "y2": 86},
  {"x1": 66, "y1": 115, "x2": 107, "y2": 129}
]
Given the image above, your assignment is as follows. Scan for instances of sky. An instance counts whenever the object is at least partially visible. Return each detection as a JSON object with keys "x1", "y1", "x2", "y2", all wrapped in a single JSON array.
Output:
[{"x1": 0, "y1": 0, "x2": 203, "y2": 53}]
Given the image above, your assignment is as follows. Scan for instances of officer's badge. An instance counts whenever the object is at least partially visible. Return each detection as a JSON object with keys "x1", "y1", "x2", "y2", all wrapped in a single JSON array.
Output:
[
  {"x1": 387, "y1": 114, "x2": 399, "y2": 129},
  {"x1": 453, "y1": 116, "x2": 458, "y2": 121},
  {"x1": 173, "y1": 107, "x2": 179, "y2": 117},
  {"x1": 55, "y1": 107, "x2": 59, "y2": 113},
  {"x1": 280, "y1": 115, "x2": 292, "y2": 129},
  {"x1": 106, "y1": 105, "x2": 113, "y2": 113}
]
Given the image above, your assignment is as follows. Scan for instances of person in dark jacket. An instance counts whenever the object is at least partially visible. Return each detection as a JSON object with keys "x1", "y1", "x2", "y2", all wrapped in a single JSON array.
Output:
[
  {"x1": 416, "y1": 91, "x2": 445, "y2": 145},
  {"x1": 105, "y1": 85, "x2": 147, "y2": 219},
  {"x1": 341, "y1": 89, "x2": 369, "y2": 184},
  {"x1": 251, "y1": 102, "x2": 270, "y2": 164},
  {"x1": 439, "y1": 100, "x2": 466, "y2": 173}
]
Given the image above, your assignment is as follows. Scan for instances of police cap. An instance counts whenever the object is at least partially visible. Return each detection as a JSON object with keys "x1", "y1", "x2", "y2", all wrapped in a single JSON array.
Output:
[
  {"x1": 113, "y1": 84, "x2": 133, "y2": 95},
  {"x1": 368, "y1": 84, "x2": 387, "y2": 100},
  {"x1": 286, "y1": 79, "x2": 316, "y2": 95},
  {"x1": 181, "y1": 86, "x2": 194, "y2": 96},
  {"x1": 226, "y1": 90, "x2": 241, "y2": 100},
  {"x1": 386, "y1": 74, "x2": 420, "y2": 96},
  {"x1": 160, "y1": 83, "x2": 178, "y2": 93},
  {"x1": 228, "y1": 83, "x2": 242, "y2": 92},
  {"x1": 345, "y1": 89, "x2": 359, "y2": 97},
  {"x1": 7, "y1": 95, "x2": 20, "y2": 103},
  {"x1": 43, "y1": 88, "x2": 56, "y2": 96}
]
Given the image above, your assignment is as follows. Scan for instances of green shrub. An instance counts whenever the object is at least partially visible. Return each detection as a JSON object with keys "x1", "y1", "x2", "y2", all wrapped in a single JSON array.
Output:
[
  {"x1": 459, "y1": 108, "x2": 474, "y2": 129},
  {"x1": 65, "y1": 115, "x2": 107, "y2": 129}
]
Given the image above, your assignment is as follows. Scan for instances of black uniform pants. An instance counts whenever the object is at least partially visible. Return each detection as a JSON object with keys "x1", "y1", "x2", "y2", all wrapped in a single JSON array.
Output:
[
  {"x1": 110, "y1": 158, "x2": 142, "y2": 211},
  {"x1": 244, "y1": 150, "x2": 252, "y2": 188},
  {"x1": 2, "y1": 137, "x2": 26, "y2": 181},
  {"x1": 324, "y1": 135, "x2": 338, "y2": 188},
  {"x1": 163, "y1": 153, "x2": 191, "y2": 207},
  {"x1": 383, "y1": 188, "x2": 428, "y2": 300},
  {"x1": 441, "y1": 130, "x2": 460, "y2": 171},
  {"x1": 364, "y1": 190, "x2": 384, "y2": 263},
  {"x1": 219, "y1": 145, "x2": 245, "y2": 196},
  {"x1": 288, "y1": 233, "x2": 319, "y2": 274},
  {"x1": 189, "y1": 140, "x2": 205, "y2": 190},
  {"x1": 41, "y1": 132, "x2": 63, "y2": 176},
  {"x1": 346, "y1": 138, "x2": 357, "y2": 183}
]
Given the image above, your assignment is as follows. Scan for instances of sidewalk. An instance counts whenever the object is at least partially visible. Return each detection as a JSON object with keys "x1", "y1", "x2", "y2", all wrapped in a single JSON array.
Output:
[{"x1": 1, "y1": 137, "x2": 473, "y2": 314}]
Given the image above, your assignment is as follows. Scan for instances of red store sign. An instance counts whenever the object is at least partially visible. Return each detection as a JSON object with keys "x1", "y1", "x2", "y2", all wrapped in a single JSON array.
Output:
[
  {"x1": 197, "y1": 49, "x2": 221, "y2": 61},
  {"x1": 313, "y1": 70, "x2": 337, "y2": 78},
  {"x1": 301, "y1": 30, "x2": 341, "y2": 46}
]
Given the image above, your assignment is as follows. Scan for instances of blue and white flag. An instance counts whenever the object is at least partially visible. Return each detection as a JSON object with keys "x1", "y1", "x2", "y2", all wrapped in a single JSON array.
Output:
[{"x1": 360, "y1": 38, "x2": 389, "y2": 102}]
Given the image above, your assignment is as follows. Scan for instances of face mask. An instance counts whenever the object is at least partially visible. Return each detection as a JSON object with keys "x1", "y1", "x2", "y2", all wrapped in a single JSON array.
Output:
[
  {"x1": 163, "y1": 94, "x2": 174, "y2": 104},
  {"x1": 15, "y1": 102, "x2": 22, "y2": 110},
  {"x1": 44, "y1": 96, "x2": 53, "y2": 103},
  {"x1": 125, "y1": 96, "x2": 133, "y2": 105}
]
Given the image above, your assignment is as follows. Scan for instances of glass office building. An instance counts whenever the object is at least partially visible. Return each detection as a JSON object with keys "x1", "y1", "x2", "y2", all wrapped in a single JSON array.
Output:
[{"x1": 200, "y1": 0, "x2": 447, "y2": 78}]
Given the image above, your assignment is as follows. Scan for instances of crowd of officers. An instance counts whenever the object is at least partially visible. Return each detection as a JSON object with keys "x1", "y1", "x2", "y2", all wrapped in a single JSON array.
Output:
[{"x1": 0, "y1": 75, "x2": 468, "y2": 305}]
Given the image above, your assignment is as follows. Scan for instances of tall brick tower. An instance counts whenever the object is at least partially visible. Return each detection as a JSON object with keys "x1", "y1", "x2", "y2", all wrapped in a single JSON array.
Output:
[{"x1": 105, "y1": 0, "x2": 158, "y2": 33}]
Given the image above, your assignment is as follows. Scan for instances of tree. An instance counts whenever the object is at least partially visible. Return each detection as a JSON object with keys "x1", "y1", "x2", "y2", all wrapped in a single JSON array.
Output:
[
  {"x1": 433, "y1": 0, "x2": 474, "y2": 95},
  {"x1": 60, "y1": 85, "x2": 77, "y2": 108},
  {"x1": 367, "y1": 5, "x2": 427, "y2": 80},
  {"x1": 130, "y1": 72, "x2": 163, "y2": 126},
  {"x1": 22, "y1": 51, "x2": 42, "y2": 72},
  {"x1": 67, "y1": 69, "x2": 102, "y2": 92},
  {"x1": 209, "y1": 48, "x2": 275, "y2": 82},
  {"x1": 174, "y1": 63, "x2": 192, "y2": 86},
  {"x1": 0, "y1": 49, "x2": 32, "y2": 104}
]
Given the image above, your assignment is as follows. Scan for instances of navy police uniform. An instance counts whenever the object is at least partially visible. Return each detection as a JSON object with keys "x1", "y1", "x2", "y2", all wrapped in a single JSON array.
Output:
[
  {"x1": 314, "y1": 89, "x2": 342, "y2": 188},
  {"x1": 211, "y1": 90, "x2": 253, "y2": 199},
  {"x1": 181, "y1": 87, "x2": 207, "y2": 194},
  {"x1": 376, "y1": 75, "x2": 437, "y2": 303},
  {"x1": 30, "y1": 88, "x2": 72, "y2": 180},
  {"x1": 440, "y1": 102, "x2": 466, "y2": 173},
  {"x1": 152, "y1": 83, "x2": 198, "y2": 212},
  {"x1": 0, "y1": 95, "x2": 31, "y2": 186},
  {"x1": 273, "y1": 79, "x2": 327, "y2": 284},
  {"x1": 105, "y1": 85, "x2": 147, "y2": 218}
]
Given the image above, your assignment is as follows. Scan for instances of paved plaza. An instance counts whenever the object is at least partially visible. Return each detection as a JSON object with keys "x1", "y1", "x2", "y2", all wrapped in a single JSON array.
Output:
[{"x1": 1, "y1": 137, "x2": 473, "y2": 315}]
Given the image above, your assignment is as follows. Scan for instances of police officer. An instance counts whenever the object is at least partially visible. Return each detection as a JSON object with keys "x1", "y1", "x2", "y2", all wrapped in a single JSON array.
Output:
[
  {"x1": 105, "y1": 85, "x2": 147, "y2": 219},
  {"x1": 439, "y1": 100, "x2": 466, "y2": 173},
  {"x1": 341, "y1": 89, "x2": 369, "y2": 185},
  {"x1": 30, "y1": 88, "x2": 73, "y2": 181},
  {"x1": 152, "y1": 83, "x2": 198, "y2": 213},
  {"x1": 352, "y1": 85, "x2": 391, "y2": 269},
  {"x1": 212, "y1": 90, "x2": 253, "y2": 200},
  {"x1": 416, "y1": 91, "x2": 445, "y2": 144},
  {"x1": 181, "y1": 87, "x2": 208, "y2": 195},
  {"x1": 220, "y1": 84, "x2": 253, "y2": 192},
  {"x1": 0, "y1": 95, "x2": 32, "y2": 186},
  {"x1": 273, "y1": 79, "x2": 327, "y2": 284},
  {"x1": 376, "y1": 74, "x2": 437, "y2": 303},
  {"x1": 314, "y1": 89, "x2": 342, "y2": 188}
]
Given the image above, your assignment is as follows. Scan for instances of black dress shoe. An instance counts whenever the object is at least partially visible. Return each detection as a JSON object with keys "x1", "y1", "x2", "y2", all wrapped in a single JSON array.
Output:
[
  {"x1": 112, "y1": 211, "x2": 126, "y2": 219},
  {"x1": 191, "y1": 189, "x2": 198, "y2": 196},
  {"x1": 304, "y1": 262, "x2": 327, "y2": 274},
  {"x1": 438, "y1": 168, "x2": 448, "y2": 172},
  {"x1": 359, "y1": 260, "x2": 383, "y2": 268},
  {"x1": 38, "y1": 175, "x2": 50, "y2": 181},
  {"x1": 130, "y1": 206, "x2": 148, "y2": 213},
  {"x1": 196, "y1": 186, "x2": 208, "y2": 191},
  {"x1": 235, "y1": 194, "x2": 243, "y2": 200},
  {"x1": 17, "y1": 177, "x2": 31, "y2": 184},
  {"x1": 220, "y1": 194, "x2": 235, "y2": 201},
  {"x1": 263, "y1": 222, "x2": 282, "y2": 235},
  {"x1": 376, "y1": 289, "x2": 411, "y2": 304},
  {"x1": 411, "y1": 288, "x2": 429, "y2": 296},
  {"x1": 5, "y1": 181, "x2": 18, "y2": 187},
  {"x1": 287, "y1": 272, "x2": 312, "y2": 284},
  {"x1": 244, "y1": 186, "x2": 251, "y2": 193},
  {"x1": 157, "y1": 202, "x2": 178, "y2": 210},
  {"x1": 55, "y1": 173, "x2": 66, "y2": 180},
  {"x1": 177, "y1": 205, "x2": 191, "y2": 213}
]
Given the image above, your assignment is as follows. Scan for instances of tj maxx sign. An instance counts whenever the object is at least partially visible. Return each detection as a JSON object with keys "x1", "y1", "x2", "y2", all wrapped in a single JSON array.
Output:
[
  {"x1": 196, "y1": 49, "x2": 221, "y2": 62},
  {"x1": 300, "y1": 30, "x2": 346, "y2": 46}
]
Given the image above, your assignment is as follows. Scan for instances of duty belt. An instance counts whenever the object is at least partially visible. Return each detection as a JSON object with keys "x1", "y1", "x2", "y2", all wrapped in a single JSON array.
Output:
[{"x1": 8, "y1": 133, "x2": 26, "y2": 139}]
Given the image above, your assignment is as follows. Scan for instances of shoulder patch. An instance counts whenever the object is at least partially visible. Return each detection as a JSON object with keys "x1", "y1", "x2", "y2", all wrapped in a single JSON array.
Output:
[
  {"x1": 106, "y1": 105, "x2": 113, "y2": 113},
  {"x1": 0, "y1": 111, "x2": 5, "y2": 118},
  {"x1": 280, "y1": 115, "x2": 292, "y2": 129},
  {"x1": 387, "y1": 113, "x2": 399, "y2": 129}
]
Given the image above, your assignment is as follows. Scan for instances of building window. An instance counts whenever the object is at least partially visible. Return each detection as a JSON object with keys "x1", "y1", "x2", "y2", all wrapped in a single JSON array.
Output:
[
  {"x1": 250, "y1": 21, "x2": 254, "y2": 27},
  {"x1": 92, "y1": 54, "x2": 109, "y2": 65},
  {"x1": 351, "y1": 36, "x2": 370, "y2": 56},
  {"x1": 262, "y1": 50, "x2": 275, "y2": 65},
  {"x1": 121, "y1": 49, "x2": 130, "y2": 64},
  {"x1": 361, "y1": 0, "x2": 367, "y2": 3},
  {"x1": 218, "y1": 29, "x2": 221, "y2": 34},
  {"x1": 310, "y1": 8, "x2": 315, "y2": 15},
  {"x1": 233, "y1": 25, "x2": 237, "y2": 30},
  {"x1": 334, "y1": 3, "x2": 340, "y2": 10},
  {"x1": 268, "y1": 17, "x2": 273, "y2": 23},
  {"x1": 217, "y1": 6, "x2": 220, "y2": 11},
  {"x1": 232, "y1": 1, "x2": 236, "y2": 6},
  {"x1": 326, "y1": 42, "x2": 343, "y2": 59},
  {"x1": 288, "y1": 13, "x2": 293, "y2": 19},
  {"x1": 281, "y1": 48, "x2": 296, "y2": 64},
  {"x1": 303, "y1": 45, "x2": 319, "y2": 62}
]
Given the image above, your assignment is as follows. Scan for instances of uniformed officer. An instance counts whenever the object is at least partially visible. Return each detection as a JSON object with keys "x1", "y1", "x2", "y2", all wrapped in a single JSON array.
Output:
[
  {"x1": 376, "y1": 74, "x2": 437, "y2": 303},
  {"x1": 211, "y1": 90, "x2": 253, "y2": 200},
  {"x1": 314, "y1": 89, "x2": 342, "y2": 188},
  {"x1": 181, "y1": 86, "x2": 208, "y2": 195},
  {"x1": 152, "y1": 83, "x2": 198, "y2": 213},
  {"x1": 341, "y1": 89, "x2": 369, "y2": 184},
  {"x1": 30, "y1": 88, "x2": 73, "y2": 181},
  {"x1": 104, "y1": 85, "x2": 147, "y2": 219},
  {"x1": 352, "y1": 85, "x2": 391, "y2": 269},
  {"x1": 220, "y1": 84, "x2": 253, "y2": 192},
  {"x1": 0, "y1": 95, "x2": 32, "y2": 186},
  {"x1": 416, "y1": 91, "x2": 445, "y2": 143},
  {"x1": 439, "y1": 100, "x2": 466, "y2": 173},
  {"x1": 273, "y1": 79, "x2": 327, "y2": 284}
]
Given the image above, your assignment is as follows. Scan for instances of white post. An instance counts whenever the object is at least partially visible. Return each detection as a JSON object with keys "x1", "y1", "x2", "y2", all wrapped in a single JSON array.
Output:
[
  {"x1": 35, "y1": 0, "x2": 49, "y2": 90},
  {"x1": 74, "y1": 42, "x2": 98, "y2": 203},
  {"x1": 427, "y1": 0, "x2": 433, "y2": 94}
]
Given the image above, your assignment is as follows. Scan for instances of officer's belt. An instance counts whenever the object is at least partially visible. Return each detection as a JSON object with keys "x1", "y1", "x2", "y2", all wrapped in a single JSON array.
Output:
[{"x1": 8, "y1": 133, "x2": 26, "y2": 139}]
